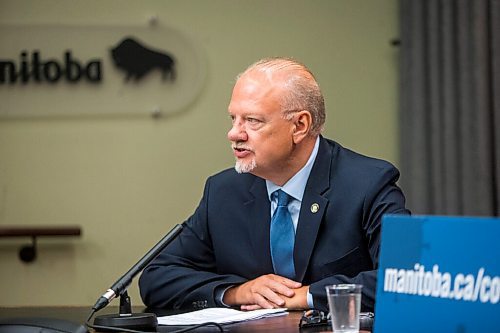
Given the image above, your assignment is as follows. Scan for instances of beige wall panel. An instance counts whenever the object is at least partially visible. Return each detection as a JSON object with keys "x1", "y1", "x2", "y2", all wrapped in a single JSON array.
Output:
[{"x1": 0, "y1": 0, "x2": 398, "y2": 306}]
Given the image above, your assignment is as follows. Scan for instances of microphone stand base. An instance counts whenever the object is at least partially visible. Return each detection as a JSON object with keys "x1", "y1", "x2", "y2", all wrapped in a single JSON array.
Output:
[{"x1": 93, "y1": 313, "x2": 158, "y2": 332}]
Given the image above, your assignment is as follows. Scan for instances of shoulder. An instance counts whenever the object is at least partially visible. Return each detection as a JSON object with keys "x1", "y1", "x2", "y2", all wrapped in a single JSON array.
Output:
[
  {"x1": 205, "y1": 167, "x2": 260, "y2": 191},
  {"x1": 330, "y1": 139, "x2": 396, "y2": 169},
  {"x1": 197, "y1": 167, "x2": 265, "y2": 208},
  {"x1": 320, "y1": 137, "x2": 400, "y2": 184}
]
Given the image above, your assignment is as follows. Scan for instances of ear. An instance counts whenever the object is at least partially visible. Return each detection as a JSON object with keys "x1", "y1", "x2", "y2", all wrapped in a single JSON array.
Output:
[{"x1": 292, "y1": 110, "x2": 312, "y2": 144}]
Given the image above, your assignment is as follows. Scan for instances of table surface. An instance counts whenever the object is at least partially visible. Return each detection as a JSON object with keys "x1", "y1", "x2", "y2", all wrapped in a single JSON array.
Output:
[{"x1": 0, "y1": 306, "x2": 371, "y2": 333}]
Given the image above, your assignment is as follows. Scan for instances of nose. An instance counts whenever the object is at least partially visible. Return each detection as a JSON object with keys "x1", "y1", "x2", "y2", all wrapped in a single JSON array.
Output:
[{"x1": 227, "y1": 120, "x2": 248, "y2": 142}]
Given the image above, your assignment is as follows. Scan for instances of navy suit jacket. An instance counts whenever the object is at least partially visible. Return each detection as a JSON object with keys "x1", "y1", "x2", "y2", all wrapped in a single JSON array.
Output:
[{"x1": 139, "y1": 136, "x2": 409, "y2": 312}]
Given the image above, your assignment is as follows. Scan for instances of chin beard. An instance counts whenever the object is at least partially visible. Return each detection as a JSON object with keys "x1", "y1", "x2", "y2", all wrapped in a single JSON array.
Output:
[{"x1": 235, "y1": 158, "x2": 257, "y2": 174}]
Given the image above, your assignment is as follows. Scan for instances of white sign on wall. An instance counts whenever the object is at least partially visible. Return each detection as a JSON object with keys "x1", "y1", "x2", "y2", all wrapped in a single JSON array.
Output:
[{"x1": 0, "y1": 24, "x2": 206, "y2": 118}]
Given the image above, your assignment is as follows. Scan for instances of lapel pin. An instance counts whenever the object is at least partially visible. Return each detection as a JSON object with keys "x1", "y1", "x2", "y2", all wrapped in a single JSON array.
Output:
[{"x1": 311, "y1": 203, "x2": 320, "y2": 213}]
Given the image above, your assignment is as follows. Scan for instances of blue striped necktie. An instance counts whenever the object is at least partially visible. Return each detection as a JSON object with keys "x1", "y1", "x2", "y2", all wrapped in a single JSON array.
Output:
[{"x1": 270, "y1": 189, "x2": 296, "y2": 279}]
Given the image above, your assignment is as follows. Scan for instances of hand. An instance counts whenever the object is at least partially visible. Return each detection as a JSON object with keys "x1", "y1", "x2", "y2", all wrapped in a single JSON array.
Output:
[
  {"x1": 242, "y1": 285, "x2": 310, "y2": 311},
  {"x1": 223, "y1": 274, "x2": 302, "y2": 310},
  {"x1": 283, "y1": 285, "x2": 309, "y2": 310}
]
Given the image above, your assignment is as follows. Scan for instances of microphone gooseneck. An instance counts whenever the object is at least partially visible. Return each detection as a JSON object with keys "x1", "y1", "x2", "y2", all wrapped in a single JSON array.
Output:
[{"x1": 88, "y1": 223, "x2": 185, "y2": 331}]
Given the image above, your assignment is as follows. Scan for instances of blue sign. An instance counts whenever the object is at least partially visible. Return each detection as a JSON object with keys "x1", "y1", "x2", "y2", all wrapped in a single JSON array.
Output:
[{"x1": 374, "y1": 215, "x2": 500, "y2": 333}]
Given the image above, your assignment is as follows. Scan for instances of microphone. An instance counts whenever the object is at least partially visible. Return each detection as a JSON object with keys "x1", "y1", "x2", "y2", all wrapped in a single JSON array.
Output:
[{"x1": 90, "y1": 223, "x2": 184, "y2": 331}]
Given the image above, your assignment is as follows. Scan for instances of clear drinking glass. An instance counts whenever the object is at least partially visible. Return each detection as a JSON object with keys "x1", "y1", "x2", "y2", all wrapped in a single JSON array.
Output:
[{"x1": 325, "y1": 284, "x2": 362, "y2": 333}]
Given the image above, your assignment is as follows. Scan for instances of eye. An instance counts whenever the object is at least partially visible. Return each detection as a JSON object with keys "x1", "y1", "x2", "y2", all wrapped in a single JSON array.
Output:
[{"x1": 247, "y1": 117, "x2": 261, "y2": 124}]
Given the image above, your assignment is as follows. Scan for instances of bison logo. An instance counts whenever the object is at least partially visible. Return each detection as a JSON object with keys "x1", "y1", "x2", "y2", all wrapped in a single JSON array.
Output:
[{"x1": 111, "y1": 37, "x2": 176, "y2": 82}]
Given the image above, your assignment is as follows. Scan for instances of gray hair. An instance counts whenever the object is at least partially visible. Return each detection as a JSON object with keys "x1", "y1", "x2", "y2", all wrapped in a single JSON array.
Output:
[{"x1": 239, "y1": 57, "x2": 326, "y2": 136}]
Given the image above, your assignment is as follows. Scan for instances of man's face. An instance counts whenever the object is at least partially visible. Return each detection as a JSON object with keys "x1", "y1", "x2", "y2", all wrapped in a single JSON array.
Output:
[{"x1": 227, "y1": 73, "x2": 296, "y2": 181}]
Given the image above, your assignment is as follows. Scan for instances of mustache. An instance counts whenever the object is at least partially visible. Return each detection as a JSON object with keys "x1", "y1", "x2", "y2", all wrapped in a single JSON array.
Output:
[{"x1": 231, "y1": 143, "x2": 253, "y2": 151}]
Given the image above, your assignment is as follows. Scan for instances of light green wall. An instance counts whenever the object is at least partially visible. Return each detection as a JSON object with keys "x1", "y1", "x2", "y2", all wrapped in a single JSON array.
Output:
[{"x1": 0, "y1": 0, "x2": 399, "y2": 306}]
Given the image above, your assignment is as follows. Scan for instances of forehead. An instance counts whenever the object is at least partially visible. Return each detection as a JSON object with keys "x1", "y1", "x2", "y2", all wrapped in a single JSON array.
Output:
[{"x1": 228, "y1": 72, "x2": 283, "y2": 114}]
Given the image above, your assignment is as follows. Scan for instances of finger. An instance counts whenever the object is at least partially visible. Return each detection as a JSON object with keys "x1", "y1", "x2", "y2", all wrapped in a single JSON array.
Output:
[
  {"x1": 265, "y1": 279, "x2": 298, "y2": 298},
  {"x1": 257, "y1": 286, "x2": 287, "y2": 307},
  {"x1": 247, "y1": 276, "x2": 288, "y2": 303},
  {"x1": 269, "y1": 275, "x2": 302, "y2": 288},
  {"x1": 241, "y1": 304, "x2": 263, "y2": 311},
  {"x1": 253, "y1": 293, "x2": 278, "y2": 309}
]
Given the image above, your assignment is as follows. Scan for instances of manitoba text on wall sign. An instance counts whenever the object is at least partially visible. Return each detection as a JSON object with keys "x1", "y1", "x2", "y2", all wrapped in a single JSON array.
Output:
[{"x1": 0, "y1": 24, "x2": 206, "y2": 118}]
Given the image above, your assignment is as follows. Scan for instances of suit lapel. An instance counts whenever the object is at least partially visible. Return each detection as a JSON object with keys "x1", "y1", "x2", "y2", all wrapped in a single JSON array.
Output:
[
  {"x1": 294, "y1": 137, "x2": 333, "y2": 281},
  {"x1": 246, "y1": 177, "x2": 274, "y2": 273}
]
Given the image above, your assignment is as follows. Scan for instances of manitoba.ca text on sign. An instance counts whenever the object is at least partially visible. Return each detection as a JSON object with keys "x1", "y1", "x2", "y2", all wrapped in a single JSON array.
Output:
[{"x1": 375, "y1": 215, "x2": 499, "y2": 332}]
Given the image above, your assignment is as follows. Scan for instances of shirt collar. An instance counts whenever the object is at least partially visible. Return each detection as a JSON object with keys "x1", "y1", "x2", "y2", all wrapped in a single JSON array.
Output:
[{"x1": 266, "y1": 136, "x2": 320, "y2": 202}]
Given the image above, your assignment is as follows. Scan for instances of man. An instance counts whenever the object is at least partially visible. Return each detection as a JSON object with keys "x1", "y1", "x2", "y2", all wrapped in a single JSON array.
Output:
[{"x1": 139, "y1": 57, "x2": 409, "y2": 312}]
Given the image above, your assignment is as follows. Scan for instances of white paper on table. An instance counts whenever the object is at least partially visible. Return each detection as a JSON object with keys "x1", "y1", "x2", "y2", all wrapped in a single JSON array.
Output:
[{"x1": 157, "y1": 307, "x2": 288, "y2": 326}]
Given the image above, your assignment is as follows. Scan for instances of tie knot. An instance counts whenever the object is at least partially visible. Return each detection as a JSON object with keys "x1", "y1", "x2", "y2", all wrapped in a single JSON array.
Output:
[{"x1": 275, "y1": 189, "x2": 291, "y2": 207}]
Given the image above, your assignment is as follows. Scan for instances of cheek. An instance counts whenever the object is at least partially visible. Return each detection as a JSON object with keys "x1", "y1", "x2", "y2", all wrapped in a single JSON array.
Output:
[
  {"x1": 250, "y1": 125, "x2": 293, "y2": 155},
  {"x1": 256, "y1": 134, "x2": 291, "y2": 159}
]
